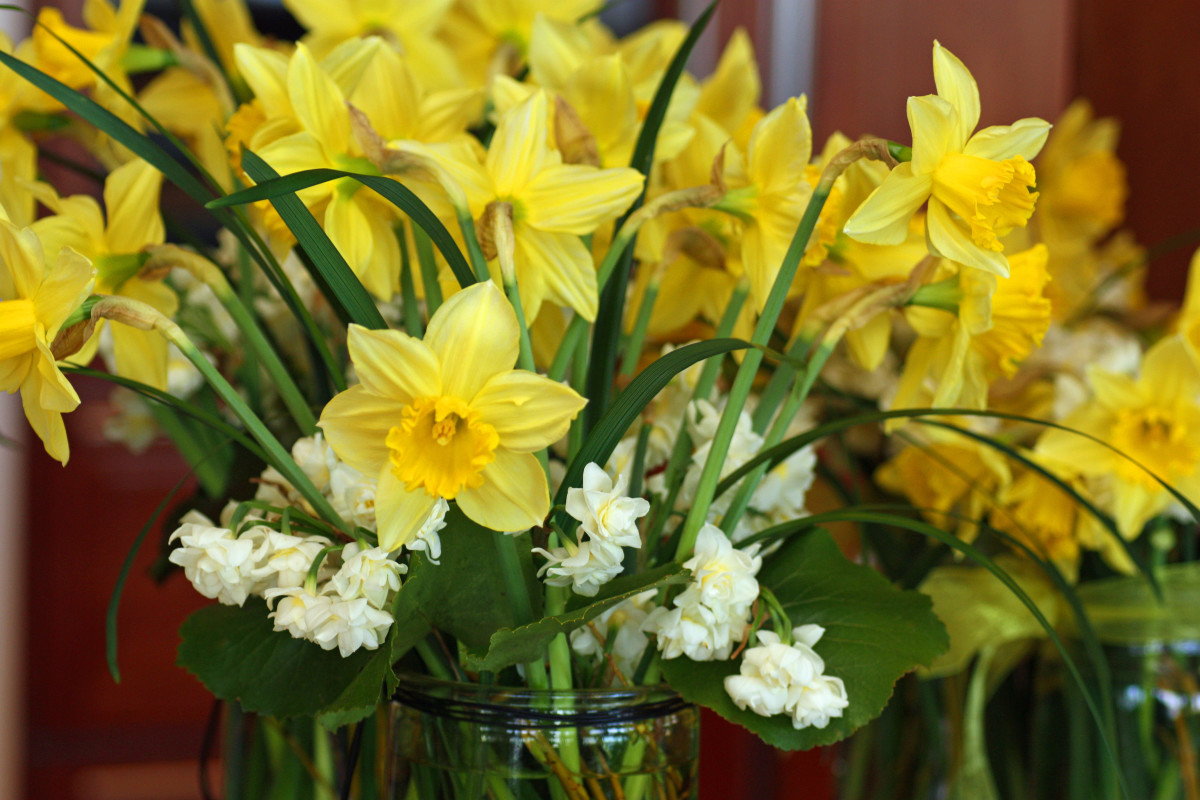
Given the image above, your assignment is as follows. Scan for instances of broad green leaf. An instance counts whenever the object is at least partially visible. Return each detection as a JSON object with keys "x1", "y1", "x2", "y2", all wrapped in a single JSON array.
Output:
[
  {"x1": 316, "y1": 647, "x2": 393, "y2": 730},
  {"x1": 241, "y1": 152, "x2": 388, "y2": 330},
  {"x1": 178, "y1": 597, "x2": 378, "y2": 718},
  {"x1": 585, "y1": 1, "x2": 718, "y2": 432},
  {"x1": 557, "y1": 338, "x2": 750, "y2": 509},
  {"x1": 661, "y1": 529, "x2": 948, "y2": 749},
  {"x1": 207, "y1": 168, "x2": 476, "y2": 289},
  {"x1": 464, "y1": 563, "x2": 686, "y2": 673}
]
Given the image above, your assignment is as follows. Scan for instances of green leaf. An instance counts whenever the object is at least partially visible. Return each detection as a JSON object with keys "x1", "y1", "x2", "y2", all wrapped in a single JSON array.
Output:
[
  {"x1": 207, "y1": 168, "x2": 476, "y2": 290},
  {"x1": 558, "y1": 338, "x2": 749, "y2": 508},
  {"x1": 585, "y1": 1, "x2": 718, "y2": 432},
  {"x1": 464, "y1": 563, "x2": 687, "y2": 673},
  {"x1": 405, "y1": 507, "x2": 540, "y2": 651},
  {"x1": 315, "y1": 647, "x2": 392, "y2": 730},
  {"x1": 661, "y1": 529, "x2": 948, "y2": 749},
  {"x1": 178, "y1": 597, "x2": 379, "y2": 718},
  {"x1": 240, "y1": 153, "x2": 388, "y2": 330}
]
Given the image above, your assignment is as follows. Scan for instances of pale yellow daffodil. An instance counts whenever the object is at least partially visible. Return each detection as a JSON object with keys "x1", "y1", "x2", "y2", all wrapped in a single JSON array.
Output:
[
  {"x1": 0, "y1": 34, "x2": 37, "y2": 228},
  {"x1": 319, "y1": 281, "x2": 587, "y2": 550},
  {"x1": 0, "y1": 210, "x2": 94, "y2": 464},
  {"x1": 29, "y1": 159, "x2": 177, "y2": 390},
  {"x1": 843, "y1": 42, "x2": 1051, "y2": 278},
  {"x1": 1037, "y1": 335, "x2": 1200, "y2": 539},
  {"x1": 416, "y1": 90, "x2": 643, "y2": 321}
]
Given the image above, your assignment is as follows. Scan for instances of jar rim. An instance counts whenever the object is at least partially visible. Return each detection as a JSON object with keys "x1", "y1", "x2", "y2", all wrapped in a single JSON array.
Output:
[{"x1": 392, "y1": 674, "x2": 695, "y2": 728}]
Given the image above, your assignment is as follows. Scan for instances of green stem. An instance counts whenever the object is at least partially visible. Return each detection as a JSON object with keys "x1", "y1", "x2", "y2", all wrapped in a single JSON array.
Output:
[
  {"x1": 619, "y1": 279, "x2": 658, "y2": 380},
  {"x1": 456, "y1": 208, "x2": 491, "y2": 282},
  {"x1": 494, "y1": 534, "x2": 549, "y2": 689},
  {"x1": 313, "y1": 718, "x2": 335, "y2": 800},
  {"x1": 412, "y1": 223, "x2": 444, "y2": 316},
  {"x1": 549, "y1": 315, "x2": 589, "y2": 382},
  {"x1": 673, "y1": 184, "x2": 832, "y2": 559},
  {"x1": 398, "y1": 227, "x2": 423, "y2": 337}
]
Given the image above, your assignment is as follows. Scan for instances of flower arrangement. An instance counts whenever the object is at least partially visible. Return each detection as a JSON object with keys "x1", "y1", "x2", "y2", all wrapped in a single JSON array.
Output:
[{"x1": 1, "y1": 0, "x2": 1195, "y2": 797}]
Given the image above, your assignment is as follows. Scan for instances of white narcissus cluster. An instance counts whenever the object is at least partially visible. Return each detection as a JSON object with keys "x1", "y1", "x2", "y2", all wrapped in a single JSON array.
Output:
[
  {"x1": 535, "y1": 463, "x2": 650, "y2": 596},
  {"x1": 642, "y1": 524, "x2": 762, "y2": 661},
  {"x1": 570, "y1": 589, "x2": 657, "y2": 682},
  {"x1": 724, "y1": 625, "x2": 850, "y2": 730}
]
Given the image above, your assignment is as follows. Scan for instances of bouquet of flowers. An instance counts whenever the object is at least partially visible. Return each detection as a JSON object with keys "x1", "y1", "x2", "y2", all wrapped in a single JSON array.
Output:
[{"x1": 2, "y1": 0, "x2": 1192, "y2": 797}]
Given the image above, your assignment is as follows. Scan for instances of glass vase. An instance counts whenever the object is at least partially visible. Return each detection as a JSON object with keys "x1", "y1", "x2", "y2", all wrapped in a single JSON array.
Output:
[{"x1": 384, "y1": 675, "x2": 700, "y2": 799}]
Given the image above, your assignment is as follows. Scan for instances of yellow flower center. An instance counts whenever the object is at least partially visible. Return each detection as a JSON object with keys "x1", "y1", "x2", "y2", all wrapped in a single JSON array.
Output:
[
  {"x1": 385, "y1": 396, "x2": 499, "y2": 499},
  {"x1": 932, "y1": 153, "x2": 1038, "y2": 251},
  {"x1": 0, "y1": 299, "x2": 38, "y2": 362},
  {"x1": 1110, "y1": 406, "x2": 1200, "y2": 487}
]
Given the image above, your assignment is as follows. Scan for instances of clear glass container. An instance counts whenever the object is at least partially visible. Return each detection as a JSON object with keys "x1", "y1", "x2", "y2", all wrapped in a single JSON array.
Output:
[{"x1": 385, "y1": 675, "x2": 699, "y2": 799}]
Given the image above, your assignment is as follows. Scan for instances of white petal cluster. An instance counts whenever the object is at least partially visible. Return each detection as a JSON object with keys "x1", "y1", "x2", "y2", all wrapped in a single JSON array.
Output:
[
  {"x1": 535, "y1": 463, "x2": 650, "y2": 597},
  {"x1": 168, "y1": 511, "x2": 266, "y2": 606},
  {"x1": 724, "y1": 625, "x2": 849, "y2": 730},
  {"x1": 403, "y1": 499, "x2": 450, "y2": 563},
  {"x1": 264, "y1": 588, "x2": 394, "y2": 658},
  {"x1": 642, "y1": 524, "x2": 762, "y2": 661},
  {"x1": 254, "y1": 435, "x2": 382, "y2": 533},
  {"x1": 251, "y1": 531, "x2": 333, "y2": 589},
  {"x1": 329, "y1": 542, "x2": 405, "y2": 608},
  {"x1": 570, "y1": 589, "x2": 656, "y2": 682}
]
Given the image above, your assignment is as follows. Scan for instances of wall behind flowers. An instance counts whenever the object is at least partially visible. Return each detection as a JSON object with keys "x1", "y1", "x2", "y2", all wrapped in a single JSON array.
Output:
[{"x1": 15, "y1": 0, "x2": 1199, "y2": 798}]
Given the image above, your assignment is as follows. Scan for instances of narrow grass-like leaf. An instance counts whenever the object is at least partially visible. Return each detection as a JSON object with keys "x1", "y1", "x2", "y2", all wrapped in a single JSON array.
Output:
[
  {"x1": 585, "y1": 1, "x2": 718, "y2": 432},
  {"x1": 241, "y1": 153, "x2": 387, "y2": 330},
  {"x1": 744, "y1": 509, "x2": 1132, "y2": 798},
  {"x1": 208, "y1": 168, "x2": 476, "y2": 289},
  {"x1": 556, "y1": 337, "x2": 749, "y2": 508}
]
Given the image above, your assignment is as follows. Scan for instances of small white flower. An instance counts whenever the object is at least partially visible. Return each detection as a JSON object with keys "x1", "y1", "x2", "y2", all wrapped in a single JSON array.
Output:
[
  {"x1": 723, "y1": 625, "x2": 850, "y2": 730},
  {"x1": 329, "y1": 463, "x2": 378, "y2": 531},
  {"x1": 567, "y1": 463, "x2": 650, "y2": 549},
  {"x1": 291, "y1": 434, "x2": 340, "y2": 494},
  {"x1": 251, "y1": 530, "x2": 332, "y2": 589},
  {"x1": 330, "y1": 543, "x2": 406, "y2": 609},
  {"x1": 264, "y1": 585, "x2": 333, "y2": 640},
  {"x1": 168, "y1": 512, "x2": 267, "y2": 606},
  {"x1": 641, "y1": 601, "x2": 733, "y2": 660},
  {"x1": 309, "y1": 597, "x2": 394, "y2": 658},
  {"x1": 535, "y1": 538, "x2": 625, "y2": 597},
  {"x1": 404, "y1": 499, "x2": 450, "y2": 563}
]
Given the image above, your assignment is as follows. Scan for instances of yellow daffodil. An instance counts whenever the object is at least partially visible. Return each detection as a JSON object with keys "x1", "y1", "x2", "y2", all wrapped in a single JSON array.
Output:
[
  {"x1": 875, "y1": 428, "x2": 1011, "y2": 543},
  {"x1": 319, "y1": 281, "x2": 587, "y2": 550},
  {"x1": 29, "y1": 159, "x2": 177, "y2": 390},
  {"x1": 29, "y1": 0, "x2": 143, "y2": 91},
  {"x1": 693, "y1": 29, "x2": 761, "y2": 146},
  {"x1": 0, "y1": 34, "x2": 37, "y2": 228},
  {"x1": 843, "y1": 42, "x2": 1051, "y2": 277},
  {"x1": 419, "y1": 90, "x2": 643, "y2": 321},
  {"x1": 281, "y1": 0, "x2": 465, "y2": 90},
  {"x1": 0, "y1": 210, "x2": 94, "y2": 464},
  {"x1": 892, "y1": 245, "x2": 1052, "y2": 417},
  {"x1": 991, "y1": 464, "x2": 1093, "y2": 580},
  {"x1": 1037, "y1": 335, "x2": 1200, "y2": 539},
  {"x1": 713, "y1": 96, "x2": 815, "y2": 311},
  {"x1": 181, "y1": 0, "x2": 264, "y2": 77}
]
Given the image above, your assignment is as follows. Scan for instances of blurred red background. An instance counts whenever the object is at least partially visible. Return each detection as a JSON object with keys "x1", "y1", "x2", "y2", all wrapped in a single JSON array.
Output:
[{"x1": 14, "y1": 0, "x2": 1200, "y2": 798}]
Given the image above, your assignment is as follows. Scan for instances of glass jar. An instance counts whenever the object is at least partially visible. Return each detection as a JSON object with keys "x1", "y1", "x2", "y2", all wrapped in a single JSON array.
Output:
[{"x1": 384, "y1": 675, "x2": 700, "y2": 799}]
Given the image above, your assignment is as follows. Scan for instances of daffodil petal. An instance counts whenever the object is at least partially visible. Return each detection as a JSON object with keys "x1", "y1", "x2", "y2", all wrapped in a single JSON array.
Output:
[
  {"x1": 1112, "y1": 481, "x2": 1163, "y2": 541},
  {"x1": 456, "y1": 449, "x2": 549, "y2": 532},
  {"x1": 424, "y1": 281, "x2": 519, "y2": 400},
  {"x1": 514, "y1": 229, "x2": 597, "y2": 321},
  {"x1": 346, "y1": 323, "x2": 441, "y2": 403},
  {"x1": 522, "y1": 164, "x2": 644, "y2": 235},
  {"x1": 22, "y1": 365, "x2": 70, "y2": 464},
  {"x1": 907, "y1": 94, "x2": 955, "y2": 175},
  {"x1": 103, "y1": 159, "x2": 164, "y2": 254},
  {"x1": 926, "y1": 199, "x2": 1008, "y2": 276},
  {"x1": 842, "y1": 163, "x2": 932, "y2": 245},
  {"x1": 695, "y1": 28, "x2": 761, "y2": 135},
  {"x1": 288, "y1": 43, "x2": 350, "y2": 154},
  {"x1": 0, "y1": 219, "x2": 45, "y2": 299},
  {"x1": 325, "y1": 192, "x2": 399, "y2": 301},
  {"x1": 487, "y1": 91, "x2": 554, "y2": 198},
  {"x1": 527, "y1": 14, "x2": 589, "y2": 89},
  {"x1": 1139, "y1": 336, "x2": 1200, "y2": 407},
  {"x1": 747, "y1": 96, "x2": 810, "y2": 195},
  {"x1": 1084, "y1": 365, "x2": 1144, "y2": 411},
  {"x1": 375, "y1": 466, "x2": 438, "y2": 552},
  {"x1": 234, "y1": 44, "x2": 291, "y2": 119},
  {"x1": 964, "y1": 117, "x2": 1052, "y2": 162},
  {"x1": 258, "y1": 132, "x2": 335, "y2": 205},
  {"x1": 319, "y1": 384, "x2": 401, "y2": 476},
  {"x1": 932, "y1": 41, "x2": 980, "y2": 151},
  {"x1": 471, "y1": 371, "x2": 586, "y2": 452},
  {"x1": 349, "y1": 45, "x2": 420, "y2": 139},
  {"x1": 111, "y1": 317, "x2": 169, "y2": 390}
]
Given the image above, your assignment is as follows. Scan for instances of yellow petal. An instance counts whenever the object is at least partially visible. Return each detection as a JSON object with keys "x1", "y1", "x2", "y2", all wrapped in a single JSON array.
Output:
[
  {"x1": 346, "y1": 323, "x2": 441, "y2": 403},
  {"x1": 486, "y1": 91, "x2": 554, "y2": 198},
  {"x1": 747, "y1": 96, "x2": 811, "y2": 196},
  {"x1": 695, "y1": 28, "x2": 761, "y2": 135},
  {"x1": 319, "y1": 384, "x2": 400, "y2": 476},
  {"x1": 1111, "y1": 481, "x2": 1163, "y2": 541},
  {"x1": 111, "y1": 315, "x2": 169, "y2": 390},
  {"x1": 319, "y1": 36, "x2": 387, "y2": 100},
  {"x1": 348, "y1": 45, "x2": 420, "y2": 140},
  {"x1": 472, "y1": 371, "x2": 586, "y2": 452},
  {"x1": 288, "y1": 43, "x2": 350, "y2": 153},
  {"x1": 907, "y1": 94, "x2": 955, "y2": 175},
  {"x1": 103, "y1": 159, "x2": 165, "y2": 254},
  {"x1": 234, "y1": 44, "x2": 292, "y2": 119},
  {"x1": 1139, "y1": 336, "x2": 1200, "y2": 408},
  {"x1": 22, "y1": 368, "x2": 70, "y2": 464},
  {"x1": 456, "y1": 449, "x2": 549, "y2": 532},
  {"x1": 932, "y1": 41, "x2": 980, "y2": 150},
  {"x1": 375, "y1": 466, "x2": 439, "y2": 552},
  {"x1": 527, "y1": 14, "x2": 590, "y2": 90},
  {"x1": 424, "y1": 281, "x2": 519, "y2": 400},
  {"x1": 0, "y1": 220, "x2": 45, "y2": 299},
  {"x1": 514, "y1": 228, "x2": 597, "y2": 322},
  {"x1": 324, "y1": 191, "x2": 399, "y2": 301},
  {"x1": 842, "y1": 163, "x2": 932, "y2": 245},
  {"x1": 521, "y1": 163, "x2": 643, "y2": 235},
  {"x1": 1085, "y1": 365, "x2": 1143, "y2": 411},
  {"x1": 257, "y1": 132, "x2": 335, "y2": 204},
  {"x1": 964, "y1": 118, "x2": 1052, "y2": 162},
  {"x1": 33, "y1": 247, "x2": 94, "y2": 336},
  {"x1": 926, "y1": 198, "x2": 1008, "y2": 276}
]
